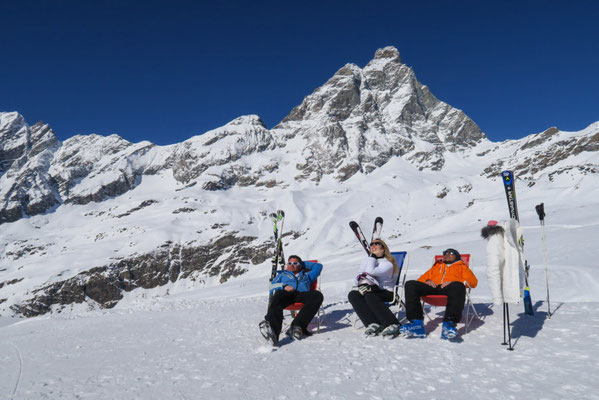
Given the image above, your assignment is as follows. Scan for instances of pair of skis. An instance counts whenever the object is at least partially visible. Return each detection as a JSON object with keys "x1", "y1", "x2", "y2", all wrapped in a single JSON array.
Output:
[
  {"x1": 349, "y1": 217, "x2": 383, "y2": 255},
  {"x1": 267, "y1": 210, "x2": 285, "y2": 307},
  {"x1": 501, "y1": 170, "x2": 534, "y2": 316}
]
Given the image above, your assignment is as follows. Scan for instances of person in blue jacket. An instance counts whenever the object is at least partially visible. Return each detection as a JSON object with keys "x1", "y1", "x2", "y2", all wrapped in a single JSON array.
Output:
[{"x1": 259, "y1": 255, "x2": 323, "y2": 346}]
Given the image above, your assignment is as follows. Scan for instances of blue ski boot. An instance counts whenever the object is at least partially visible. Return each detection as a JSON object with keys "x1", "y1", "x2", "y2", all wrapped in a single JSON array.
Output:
[
  {"x1": 399, "y1": 320, "x2": 426, "y2": 338},
  {"x1": 441, "y1": 321, "x2": 458, "y2": 340}
]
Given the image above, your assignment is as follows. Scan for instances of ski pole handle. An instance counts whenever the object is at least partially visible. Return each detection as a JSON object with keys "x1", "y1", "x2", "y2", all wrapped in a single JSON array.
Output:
[{"x1": 535, "y1": 203, "x2": 546, "y2": 222}]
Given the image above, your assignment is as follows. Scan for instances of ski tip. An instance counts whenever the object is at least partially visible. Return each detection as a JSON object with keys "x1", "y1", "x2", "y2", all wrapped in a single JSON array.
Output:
[
  {"x1": 501, "y1": 170, "x2": 515, "y2": 182},
  {"x1": 349, "y1": 221, "x2": 358, "y2": 228},
  {"x1": 375, "y1": 216, "x2": 383, "y2": 223},
  {"x1": 276, "y1": 209, "x2": 285, "y2": 216}
]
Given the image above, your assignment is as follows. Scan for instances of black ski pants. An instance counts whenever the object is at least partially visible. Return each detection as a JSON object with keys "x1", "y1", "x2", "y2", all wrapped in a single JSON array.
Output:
[
  {"x1": 404, "y1": 280, "x2": 466, "y2": 324},
  {"x1": 265, "y1": 289, "x2": 324, "y2": 338},
  {"x1": 348, "y1": 288, "x2": 399, "y2": 328}
]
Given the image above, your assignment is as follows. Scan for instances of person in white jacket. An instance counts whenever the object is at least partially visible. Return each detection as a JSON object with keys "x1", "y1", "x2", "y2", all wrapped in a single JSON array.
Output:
[
  {"x1": 348, "y1": 239, "x2": 401, "y2": 337},
  {"x1": 481, "y1": 220, "x2": 526, "y2": 305}
]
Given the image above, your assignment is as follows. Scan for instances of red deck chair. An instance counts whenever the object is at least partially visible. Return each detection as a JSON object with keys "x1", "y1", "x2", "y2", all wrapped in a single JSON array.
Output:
[
  {"x1": 284, "y1": 260, "x2": 324, "y2": 332},
  {"x1": 421, "y1": 254, "x2": 479, "y2": 332}
]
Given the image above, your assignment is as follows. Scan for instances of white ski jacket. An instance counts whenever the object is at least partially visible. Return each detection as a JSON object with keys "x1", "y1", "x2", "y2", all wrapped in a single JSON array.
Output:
[
  {"x1": 483, "y1": 219, "x2": 526, "y2": 305},
  {"x1": 355, "y1": 256, "x2": 395, "y2": 291}
]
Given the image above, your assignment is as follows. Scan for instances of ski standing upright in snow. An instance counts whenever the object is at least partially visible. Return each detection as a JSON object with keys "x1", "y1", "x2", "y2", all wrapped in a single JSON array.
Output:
[
  {"x1": 501, "y1": 170, "x2": 534, "y2": 316},
  {"x1": 268, "y1": 210, "x2": 285, "y2": 308}
]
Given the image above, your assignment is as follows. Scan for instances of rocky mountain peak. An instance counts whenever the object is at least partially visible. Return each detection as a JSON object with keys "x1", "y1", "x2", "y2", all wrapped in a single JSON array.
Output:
[
  {"x1": 373, "y1": 46, "x2": 402, "y2": 63},
  {"x1": 276, "y1": 46, "x2": 486, "y2": 178},
  {"x1": 0, "y1": 112, "x2": 30, "y2": 160},
  {"x1": 225, "y1": 114, "x2": 267, "y2": 128},
  {"x1": 0, "y1": 111, "x2": 26, "y2": 132}
]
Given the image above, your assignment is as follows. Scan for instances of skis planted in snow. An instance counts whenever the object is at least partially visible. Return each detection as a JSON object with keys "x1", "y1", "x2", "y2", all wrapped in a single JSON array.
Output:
[
  {"x1": 268, "y1": 210, "x2": 285, "y2": 306},
  {"x1": 501, "y1": 170, "x2": 534, "y2": 316}
]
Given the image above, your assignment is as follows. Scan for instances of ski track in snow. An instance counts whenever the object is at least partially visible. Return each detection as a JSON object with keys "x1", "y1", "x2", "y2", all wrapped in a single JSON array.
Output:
[{"x1": 1, "y1": 295, "x2": 599, "y2": 400}]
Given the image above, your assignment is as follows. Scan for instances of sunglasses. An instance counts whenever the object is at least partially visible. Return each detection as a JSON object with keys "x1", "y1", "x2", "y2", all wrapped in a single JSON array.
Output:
[
  {"x1": 370, "y1": 242, "x2": 383, "y2": 247},
  {"x1": 443, "y1": 250, "x2": 457, "y2": 256},
  {"x1": 287, "y1": 262, "x2": 301, "y2": 266}
]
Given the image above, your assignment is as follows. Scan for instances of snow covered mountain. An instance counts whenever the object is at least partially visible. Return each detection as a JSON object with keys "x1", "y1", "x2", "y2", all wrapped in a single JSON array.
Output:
[{"x1": 1, "y1": 46, "x2": 598, "y2": 317}]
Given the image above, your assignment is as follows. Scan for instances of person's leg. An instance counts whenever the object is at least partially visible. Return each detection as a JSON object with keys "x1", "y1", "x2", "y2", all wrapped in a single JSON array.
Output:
[
  {"x1": 440, "y1": 281, "x2": 466, "y2": 323},
  {"x1": 404, "y1": 280, "x2": 438, "y2": 321},
  {"x1": 348, "y1": 290, "x2": 380, "y2": 327},
  {"x1": 363, "y1": 289, "x2": 399, "y2": 327},
  {"x1": 292, "y1": 290, "x2": 324, "y2": 332},
  {"x1": 265, "y1": 290, "x2": 295, "y2": 337}
]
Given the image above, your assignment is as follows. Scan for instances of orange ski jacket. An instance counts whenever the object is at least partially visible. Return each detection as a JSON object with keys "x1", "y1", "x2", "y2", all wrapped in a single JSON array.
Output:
[{"x1": 417, "y1": 260, "x2": 478, "y2": 288}]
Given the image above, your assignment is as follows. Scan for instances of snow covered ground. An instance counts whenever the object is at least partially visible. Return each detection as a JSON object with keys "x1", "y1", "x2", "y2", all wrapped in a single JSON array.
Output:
[{"x1": 2, "y1": 200, "x2": 599, "y2": 400}]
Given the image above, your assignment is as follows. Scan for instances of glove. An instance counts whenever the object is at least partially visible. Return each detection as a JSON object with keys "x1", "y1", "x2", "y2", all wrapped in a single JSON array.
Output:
[
  {"x1": 356, "y1": 272, "x2": 367, "y2": 280},
  {"x1": 358, "y1": 284, "x2": 373, "y2": 296}
]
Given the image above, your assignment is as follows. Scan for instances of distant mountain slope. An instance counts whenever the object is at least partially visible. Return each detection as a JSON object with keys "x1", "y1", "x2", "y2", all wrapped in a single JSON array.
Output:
[{"x1": 1, "y1": 47, "x2": 597, "y2": 317}]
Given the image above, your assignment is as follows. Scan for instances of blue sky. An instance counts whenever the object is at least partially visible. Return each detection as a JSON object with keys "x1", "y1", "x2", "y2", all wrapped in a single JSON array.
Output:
[{"x1": 1, "y1": 1, "x2": 598, "y2": 145}]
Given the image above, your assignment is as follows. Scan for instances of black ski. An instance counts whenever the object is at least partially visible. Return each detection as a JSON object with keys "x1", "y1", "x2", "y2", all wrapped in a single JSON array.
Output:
[
  {"x1": 501, "y1": 170, "x2": 534, "y2": 316},
  {"x1": 349, "y1": 221, "x2": 370, "y2": 255},
  {"x1": 371, "y1": 216, "x2": 384, "y2": 243}
]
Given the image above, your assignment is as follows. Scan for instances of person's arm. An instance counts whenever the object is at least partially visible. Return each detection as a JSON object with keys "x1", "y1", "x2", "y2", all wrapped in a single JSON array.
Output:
[
  {"x1": 462, "y1": 264, "x2": 478, "y2": 288},
  {"x1": 363, "y1": 257, "x2": 393, "y2": 278},
  {"x1": 417, "y1": 265, "x2": 433, "y2": 283},
  {"x1": 269, "y1": 273, "x2": 285, "y2": 294},
  {"x1": 269, "y1": 271, "x2": 295, "y2": 293},
  {"x1": 360, "y1": 257, "x2": 376, "y2": 275},
  {"x1": 303, "y1": 261, "x2": 323, "y2": 283}
]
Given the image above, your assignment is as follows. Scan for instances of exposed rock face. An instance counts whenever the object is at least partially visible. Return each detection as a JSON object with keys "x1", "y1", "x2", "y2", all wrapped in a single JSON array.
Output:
[
  {"x1": 11, "y1": 234, "x2": 271, "y2": 317},
  {"x1": 0, "y1": 114, "x2": 61, "y2": 223},
  {"x1": 481, "y1": 122, "x2": 599, "y2": 179},
  {"x1": 171, "y1": 115, "x2": 276, "y2": 188}
]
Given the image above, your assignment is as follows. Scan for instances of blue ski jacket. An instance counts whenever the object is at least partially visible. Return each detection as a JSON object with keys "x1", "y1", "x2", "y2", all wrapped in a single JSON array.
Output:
[{"x1": 269, "y1": 261, "x2": 323, "y2": 294}]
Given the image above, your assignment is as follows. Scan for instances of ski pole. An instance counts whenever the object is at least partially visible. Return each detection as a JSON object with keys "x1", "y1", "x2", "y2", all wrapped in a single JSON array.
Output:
[
  {"x1": 277, "y1": 210, "x2": 286, "y2": 268},
  {"x1": 535, "y1": 203, "x2": 551, "y2": 318},
  {"x1": 502, "y1": 302, "x2": 514, "y2": 350}
]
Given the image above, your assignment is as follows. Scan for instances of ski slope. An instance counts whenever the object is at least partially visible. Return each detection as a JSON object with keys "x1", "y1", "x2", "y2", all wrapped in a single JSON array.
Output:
[{"x1": 1, "y1": 201, "x2": 599, "y2": 400}]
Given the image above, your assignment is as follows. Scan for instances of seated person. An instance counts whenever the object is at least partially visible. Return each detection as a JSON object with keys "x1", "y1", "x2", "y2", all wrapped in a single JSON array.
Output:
[
  {"x1": 400, "y1": 248, "x2": 477, "y2": 339},
  {"x1": 259, "y1": 255, "x2": 323, "y2": 346},
  {"x1": 348, "y1": 239, "x2": 401, "y2": 337}
]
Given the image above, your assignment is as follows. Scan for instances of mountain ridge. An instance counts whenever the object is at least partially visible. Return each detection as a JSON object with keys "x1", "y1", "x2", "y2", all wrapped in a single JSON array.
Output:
[{"x1": 1, "y1": 46, "x2": 597, "y2": 317}]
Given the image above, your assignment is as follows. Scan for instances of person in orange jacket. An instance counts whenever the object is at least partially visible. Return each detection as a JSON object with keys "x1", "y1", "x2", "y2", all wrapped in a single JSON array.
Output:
[{"x1": 399, "y1": 248, "x2": 478, "y2": 339}]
